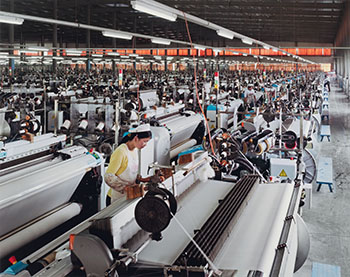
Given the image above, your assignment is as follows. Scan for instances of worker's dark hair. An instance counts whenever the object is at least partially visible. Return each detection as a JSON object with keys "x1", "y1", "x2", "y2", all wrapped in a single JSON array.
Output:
[{"x1": 121, "y1": 130, "x2": 152, "y2": 144}]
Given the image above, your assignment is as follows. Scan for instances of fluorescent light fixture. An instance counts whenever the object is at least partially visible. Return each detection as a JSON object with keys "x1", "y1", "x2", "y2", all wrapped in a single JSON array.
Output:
[
  {"x1": 120, "y1": 55, "x2": 129, "y2": 59},
  {"x1": 72, "y1": 57, "x2": 88, "y2": 61},
  {"x1": 0, "y1": 52, "x2": 9, "y2": 56},
  {"x1": 216, "y1": 29, "x2": 234, "y2": 40},
  {"x1": 66, "y1": 49, "x2": 82, "y2": 54},
  {"x1": 102, "y1": 30, "x2": 132, "y2": 40},
  {"x1": 27, "y1": 46, "x2": 49, "y2": 51},
  {"x1": 0, "y1": 15, "x2": 24, "y2": 25},
  {"x1": 263, "y1": 45, "x2": 270, "y2": 50},
  {"x1": 166, "y1": 57, "x2": 173, "y2": 61},
  {"x1": 253, "y1": 55, "x2": 258, "y2": 58},
  {"x1": 151, "y1": 38, "x2": 171, "y2": 45},
  {"x1": 154, "y1": 55, "x2": 162, "y2": 60},
  {"x1": 129, "y1": 53, "x2": 139, "y2": 57},
  {"x1": 92, "y1": 54, "x2": 103, "y2": 57},
  {"x1": 241, "y1": 38, "x2": 253, "y2": 45},
  {"x1": 19, "y1": 50, "x2": 40, "y2": 54},
  {"x1": 194, "y1": 45, "x2": 206, "y2": 51},
  {"x1": 136, "y1": 56, "x2": 144, "y2": 59},
  {"x1": 131, "y1": 1, "x2": 177, "y2": 22},
  {"x1": 52, "y1": 56, "x2": 64, "y2": 60},
  {"x1": 242, "y1": 53, "x2": 248, "y2": 57},
  {"x1": 107, "y1": 52, "x2": 120, "y2": 56},
  {"x1": 66, "y1": 53, "x2": 81, "y2": 56},
  {"x1": 272, "y1": 48, "x2": 278, "y2": 52}
]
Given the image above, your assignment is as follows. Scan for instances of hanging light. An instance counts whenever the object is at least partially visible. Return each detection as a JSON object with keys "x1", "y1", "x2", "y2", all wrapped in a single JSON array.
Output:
[
  {"x1": 107, "y1": 52, "x2": 121, "y2": 56},
  {"x1": 241, "y1": 38, "x2": 253, "y2": 45},
  {"x1": 194, "y1": 45, "x2": 206, "y2": 51},
  {"x1": 131, "y1": 1, "x2": 177, "y2": 22},
  {"x1": 216, "y1": 29, "x2": 234, "y2": 40},
  {"x1": 102, "y1": 30, "x2": 132, "y2": 40},
  {"x1": 66, "y1": 49, "x2": 82, "y2": 55},
  {"x1": 151, "y1": 38, "x2": 171, "y2": 45},
  {"x1": 19, "y1": 50, "x2": 40, "y2": 54},
  {"x1": 0, "y1": 15, "x2": 23, "y2": 25},
  {"x1": 27, "y1": 46, "x2": 49, "y2": 51}
]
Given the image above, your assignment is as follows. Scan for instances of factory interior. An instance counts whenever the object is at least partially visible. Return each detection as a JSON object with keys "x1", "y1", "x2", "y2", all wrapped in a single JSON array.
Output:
[{"x1": 1, "y1": 0, "x2": 350, "y2": 276}]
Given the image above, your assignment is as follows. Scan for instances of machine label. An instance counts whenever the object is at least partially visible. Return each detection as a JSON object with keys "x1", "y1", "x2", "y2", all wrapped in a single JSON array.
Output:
[{"x1": 279, "y1": 169, "x2": 287, "y2": 177}]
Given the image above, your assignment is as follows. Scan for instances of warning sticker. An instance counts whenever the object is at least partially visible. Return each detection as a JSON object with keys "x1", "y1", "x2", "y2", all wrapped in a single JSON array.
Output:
[{"x1": 279, "y1": 169, "x2": 287, "y2": 177}]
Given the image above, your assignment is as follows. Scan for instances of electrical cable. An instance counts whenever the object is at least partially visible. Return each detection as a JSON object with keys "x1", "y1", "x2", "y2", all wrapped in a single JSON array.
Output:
[
  {"x1": 182, "y1": 11, "x2": 217, "y2": 159},
  {"x1": 131, "y1": 38, "x2": 142, "y2": 113},
  {"x1": 181, "y1": 12, "x2": 222, "y2": 276}
]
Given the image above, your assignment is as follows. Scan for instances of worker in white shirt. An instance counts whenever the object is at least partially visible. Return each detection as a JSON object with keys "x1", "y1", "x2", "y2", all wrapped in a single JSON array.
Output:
[
  {"x1": 244, "y1": 84, "x2": 256, "y2": 109},
  {"x1": 203, "y1": 78, "x2": 212, "y2": 95}
]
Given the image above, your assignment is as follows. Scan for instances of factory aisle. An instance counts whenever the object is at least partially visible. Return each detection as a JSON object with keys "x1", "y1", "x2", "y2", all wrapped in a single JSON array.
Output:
[{"x1": 296, "y1": 82, "x2": 350, "y2": 276}]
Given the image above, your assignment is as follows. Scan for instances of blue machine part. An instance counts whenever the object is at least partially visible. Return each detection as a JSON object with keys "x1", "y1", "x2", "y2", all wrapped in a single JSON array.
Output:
[
  {"x1": 178, "y1": 145, "x2": 204, "y2": 157},
  {"x1": 207, "y1": 104, "x2": 225, "y2": 111},
  {"x1": 2, "y1": 262, "x2": 28, "y2": 275}
]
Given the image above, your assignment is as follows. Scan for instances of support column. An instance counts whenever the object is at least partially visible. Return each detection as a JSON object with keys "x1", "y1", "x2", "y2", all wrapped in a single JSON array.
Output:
[
  {"x1": 133, "y1": 16, "x2": 137, "y2": 70},
  {"x1": 53, "y1": 0, "x2": 58, "y2": 74},
  {"x1": 165, "y1": 53, "x2": 168, "y2": 72},
  {"x1": 345, "y1": 51, "x2": 348, "y2": 78},
  {"x1": 112, "y1": 10, "x2": 117, "y2": 75},
  {"x1": 86, "y1": 2, "x2": 91, "y2": 72},
  {"x1": 59, "y1": 30, "x2": 63, "y2": 57},
  {"x1": 9, "y1": 0, "x2": 15, "y2": 75}
]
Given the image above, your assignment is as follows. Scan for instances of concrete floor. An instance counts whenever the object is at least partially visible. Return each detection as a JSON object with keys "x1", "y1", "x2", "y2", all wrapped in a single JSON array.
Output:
[{"x1": 295, "y1": 83, "x2": 348, "y2": 277}]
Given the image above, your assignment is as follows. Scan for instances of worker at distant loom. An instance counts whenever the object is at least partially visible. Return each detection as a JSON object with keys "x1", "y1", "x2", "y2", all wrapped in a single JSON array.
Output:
[
  {"x1": 244, "y1": 84, "x2": 257, "y2": 109},
  {"x1": 104, "y1": 124, "x2": 152, "y2": 205}
]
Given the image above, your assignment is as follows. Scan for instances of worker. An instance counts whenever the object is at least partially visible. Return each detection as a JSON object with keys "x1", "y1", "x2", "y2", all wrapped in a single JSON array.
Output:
[
  {"x1": 203, "y1": 78, "x2": 212, "y2": 95},
  {"x1": 324, "y1": 75, "x2": 331, "y2": 92},
  {"x1": 244, "y1": 84, "x2": 256, "y2": 109},
  {"x1": 104, "y1": 124, "x2": 152, "y2": 205}
]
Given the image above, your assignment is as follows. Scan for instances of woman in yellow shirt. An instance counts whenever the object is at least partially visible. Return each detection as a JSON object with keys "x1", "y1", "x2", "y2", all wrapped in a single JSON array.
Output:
[{"x1": 104, "y1": 124, "x2": 152, "y2": 205}]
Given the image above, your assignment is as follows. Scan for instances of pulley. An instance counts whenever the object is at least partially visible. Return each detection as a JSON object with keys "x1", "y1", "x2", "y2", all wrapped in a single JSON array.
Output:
[{"x1": 135, "y1": 187, "x2": 177, "y2": 241}]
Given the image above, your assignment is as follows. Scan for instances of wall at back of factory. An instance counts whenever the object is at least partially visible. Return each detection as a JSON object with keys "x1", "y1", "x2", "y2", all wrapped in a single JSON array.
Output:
[{"x1": 334, "y1": 2, "x2": 350, "y2": 78}]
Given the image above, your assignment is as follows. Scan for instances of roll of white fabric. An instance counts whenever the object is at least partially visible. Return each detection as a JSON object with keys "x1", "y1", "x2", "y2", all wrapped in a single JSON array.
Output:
[
  {"x1": 0, "y1": 203, "x2": 82, "y2": 259},
  {"x1": 169, "y1": 139, "x2": 197, "y2": 159}
]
